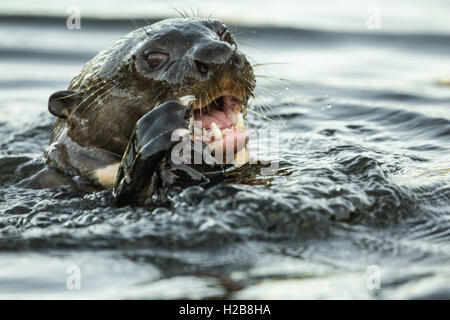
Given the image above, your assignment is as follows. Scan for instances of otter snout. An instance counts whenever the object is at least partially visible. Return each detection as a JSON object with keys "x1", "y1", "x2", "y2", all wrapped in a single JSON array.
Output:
[{"x1": 190, "y1": 41, "x2": 245, "y2": 76}]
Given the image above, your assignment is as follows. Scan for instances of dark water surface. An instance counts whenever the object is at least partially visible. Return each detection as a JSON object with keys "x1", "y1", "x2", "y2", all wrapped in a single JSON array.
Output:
[{"x1": 0, "y1": 15, "x2": 449, "y2": 299}]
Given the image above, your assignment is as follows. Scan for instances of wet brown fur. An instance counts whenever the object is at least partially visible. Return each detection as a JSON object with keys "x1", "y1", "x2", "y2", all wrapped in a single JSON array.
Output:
[{"x1": 50, "y1": 18, "x2": 255, "y2": 157}]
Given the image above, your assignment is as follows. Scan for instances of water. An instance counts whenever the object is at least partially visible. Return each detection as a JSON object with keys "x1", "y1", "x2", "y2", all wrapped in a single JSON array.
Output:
[{"x1": 0, "y1": 1, "x2": 450, "y2": 299}]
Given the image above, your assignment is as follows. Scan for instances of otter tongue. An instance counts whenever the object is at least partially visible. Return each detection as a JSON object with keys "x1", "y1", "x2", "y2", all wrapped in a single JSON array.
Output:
[{"x1": 195, "y1": 108, "x2": 233, "y2": 130}]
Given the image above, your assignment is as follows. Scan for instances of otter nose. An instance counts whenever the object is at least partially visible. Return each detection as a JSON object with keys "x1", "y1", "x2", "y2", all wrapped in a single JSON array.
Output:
[
  {"x1": 191, "y1": 41, "x2": 243, "y2": 75},
  {"x1": 232, "y1": 52, "x2": 245, "y2": 68}
]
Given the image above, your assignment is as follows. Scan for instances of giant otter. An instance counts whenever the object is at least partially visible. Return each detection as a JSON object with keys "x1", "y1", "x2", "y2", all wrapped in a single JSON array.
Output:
[{"x1": 43, "y1": 18, "x2": 255, "y2": 205}]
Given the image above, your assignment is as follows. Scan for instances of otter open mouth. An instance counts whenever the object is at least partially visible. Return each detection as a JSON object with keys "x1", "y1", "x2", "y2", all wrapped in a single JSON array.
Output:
[{"x1": 187, "y1": 93, "x2": 249, "y2": 165}]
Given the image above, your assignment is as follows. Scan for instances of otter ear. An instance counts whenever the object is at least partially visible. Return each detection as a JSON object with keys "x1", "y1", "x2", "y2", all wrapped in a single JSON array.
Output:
[{"x1": 48, "y1": 90, "x2": 81, "y2": 119}]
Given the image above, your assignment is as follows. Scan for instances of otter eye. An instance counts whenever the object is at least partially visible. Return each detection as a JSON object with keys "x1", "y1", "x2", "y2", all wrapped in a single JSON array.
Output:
[
  {"x1": 146, "y1": 52, "x2": 168, "y2": 70},
  {"x1": 219, "y1": 29, "x2": 232, "y2": 43}
]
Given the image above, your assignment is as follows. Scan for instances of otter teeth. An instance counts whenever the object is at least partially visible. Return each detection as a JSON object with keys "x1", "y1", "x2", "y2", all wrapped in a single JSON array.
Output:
[
  {"x1": 236, "y1": 112, "x2": 245, "y2": 130},
  {"x1": 210, "y1": 122, "x2": 223, "y2": 140},
  {"x1": 178, "y1": 95, "x2": 196, "y2": 106},
  {"x1": 189, "y1": 116, "x2": 194, "y2": 131},
  {"x1": 234, "y1": 146, "x2": 249, "y2": 166}
]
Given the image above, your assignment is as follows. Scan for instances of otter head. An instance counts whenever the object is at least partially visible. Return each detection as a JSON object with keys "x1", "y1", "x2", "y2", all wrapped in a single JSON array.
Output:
[{"x1": 49, "y1": 18, "x2": 255, "y2": 163}]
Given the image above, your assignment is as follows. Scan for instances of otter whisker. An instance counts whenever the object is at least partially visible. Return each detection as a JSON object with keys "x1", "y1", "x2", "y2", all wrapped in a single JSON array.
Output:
[
  {"x1": 241, "y1": 77, "x2": 284, "y2": 122},
  {"x1": 84, "y1": 82, "x2": 121, "y2": 114},
  {"x1": 152, "y1": 90, "x2": 168, "y2": 109},
  {"x1": 245, "y1": 56, "x2": 261, "y2": 68},
  {"x1": 207, "y1": 9, "x2": 216, "y2": 19},
  {"x1": 256, "y1": 74, "x2": 310, "y2": 91},
  {"x1": 247, "y1": 108, "x2": 281, "y2": 123},
  {"x1": 205, "y1": 92, "x2": 212, "y2": 114},
  {"x1": 188, "y1": 5, "x2": 196, "y2": 19},
  {"x1": 231, "y1": 29, "x2": 257, "y2": 37},
  {"x1": 258, "y1": 103, "x2": 284, "y2": 123},
  {"x1": 198, "y1": 95, "x2": 203, "y2": 118},
  {"x1": 57, "y1": 79, "x2": 106, "y2": 100},
  {"x1": 126, "y1": 16, "x2": 149, "y2": 36},
  {"x1": 252, "y1": 62, "x2": 291, "y2": 67},
  {"x1": 251, "y1": 91, "x2": 279, "y2": 112},
  {"x1": 78, "y1": 80, "x2": 108, "y2": 92},
  {"x1": 251, "y1": 94, "x2": 285, "y2": 123},
  {"x1": 171, "y1": 6, "x2": 187, "y2": 19},
  {"x1": 244, "y1": 77, "x2": 257, "y2": 86},
  {"x1": 55, "y1": 89, "x2": 85, "y2": 101},
  {"x1": 257, "y1": 85, "x2": 284, "y2": 97},
  {"x1": 234, "y1": 40, "x2": 260, "y2": 50},
  {"x1": 255, "y1": 96, "x2": 287, "y2": 118},
  {"x1": 182, "y1": 8, "x2": 190, "y2": 19},
  {"x1": 70, "y1": 82, "x2": 112, "y2": 116},
  {"x1": 255, "y1": 74, "x2": 294, "y2": 83},
  {"x1": 250, "y1": 97, "x2": 284, "y2": 123}
]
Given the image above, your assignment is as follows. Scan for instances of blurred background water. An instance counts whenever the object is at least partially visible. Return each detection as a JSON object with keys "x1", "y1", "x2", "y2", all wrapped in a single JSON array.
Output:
[{"x1": 0, "y1": 0, "x2": 449, "y2": 299}]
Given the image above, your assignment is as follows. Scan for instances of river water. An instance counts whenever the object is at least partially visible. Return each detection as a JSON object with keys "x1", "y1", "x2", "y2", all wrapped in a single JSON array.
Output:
[{"x1": 0, "y1": 1, "x2": 449, "y2": 299}]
